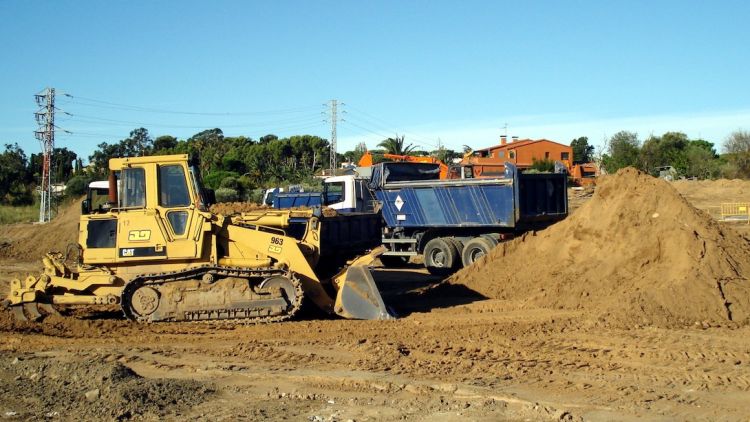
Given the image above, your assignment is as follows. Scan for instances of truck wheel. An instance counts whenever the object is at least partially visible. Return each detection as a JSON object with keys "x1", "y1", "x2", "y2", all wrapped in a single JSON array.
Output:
[
  {"x1": 446, "y1": 238, "x2": 465, "y2": 266},
  {"x1": 480, "y1": 233, "x2": 500, "y2": 246},
  {"x1": 424, "y1": 238, "x2": 459, "y2": 275},
  {"x1": 461, "y1": 237, "x2": 496, "y2": 267},
  {"x1": 379, "y1": 255, "x2": 410, "y2": 267}
]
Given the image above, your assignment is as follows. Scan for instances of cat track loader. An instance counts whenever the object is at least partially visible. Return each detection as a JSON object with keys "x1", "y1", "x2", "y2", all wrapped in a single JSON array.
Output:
[{"x1": 5, "y1": 154, "x2": 393, "y2": 323}]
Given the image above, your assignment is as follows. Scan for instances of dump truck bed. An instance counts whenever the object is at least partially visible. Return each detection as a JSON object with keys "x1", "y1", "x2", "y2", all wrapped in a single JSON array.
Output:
[{"x1": 371, "y1": 162, "x2": 567, "y2": 231}]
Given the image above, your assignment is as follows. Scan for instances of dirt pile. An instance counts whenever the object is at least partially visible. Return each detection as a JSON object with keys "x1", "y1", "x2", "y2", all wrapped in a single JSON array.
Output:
[
  {"x1": 0, "y1": 353, "x2": 213, "y2": 420},
  {"x1": 450, "y1": 167, "x2": 750, "y2": 328},
  {"x1": 0, "y1": 199, "x2": 81, "y2": 260},
  {"x1": 210, "y1": 202, "x2": 339, "y2": 217},
  {"x1": 209, "y1": 201, "x2": 270, "y2": 215}
]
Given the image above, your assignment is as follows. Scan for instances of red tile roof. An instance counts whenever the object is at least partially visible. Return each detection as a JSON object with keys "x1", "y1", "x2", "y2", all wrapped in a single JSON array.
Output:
[{"x1": 474, "y1": 138, "x2": 568, "y2": 153}]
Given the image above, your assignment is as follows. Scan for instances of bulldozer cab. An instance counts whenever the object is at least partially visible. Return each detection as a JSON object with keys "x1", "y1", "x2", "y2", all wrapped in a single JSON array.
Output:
[{"x1": 81, "y1": 155, "x2": 211, "y2": 264}]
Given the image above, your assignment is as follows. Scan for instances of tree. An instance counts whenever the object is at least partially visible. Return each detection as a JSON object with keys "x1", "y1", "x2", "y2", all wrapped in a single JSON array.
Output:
[
  {"x1": 722, "y1": 130, "x2": 750, "y2": 178},
  {"x1": 0, "y1": 144, "x2": 33, "y2": 205},
  {"x1": 128, "y1": 127, "x2": 152, "y2": 156},
  {"x1": 65, "y1": 174, "x2": 93, "y2": 197},
  {"x1": 602, "y1": 131, "x2": 640, "y2": 173},
  {"x1": 152, "y1": 135, "x2": 178, "y2": 153},
  {"x1": 684, "y1": 141, "x2": 720, "y2": 179},
  {"x1": 377, "y1": 135, "x2": 415, "y2": 155},
  {"x1": 343, "y1": 142, "x2": 368, "y2": 164},
  {"x1": 570, "y1": 137, "x2": 594, "y2": 164},
  {"x1": 432, "y1": 148, "x2": 460, "y2": 164},
  {"x1": 187, "y1": 128, "x2": 225, "y2": 175},
  {"x1": 88, "y1": 128, "x2": 154, "y2": 175},
  {"x1": 30, "y1": 147, "x2": 78, "y2": 183}
]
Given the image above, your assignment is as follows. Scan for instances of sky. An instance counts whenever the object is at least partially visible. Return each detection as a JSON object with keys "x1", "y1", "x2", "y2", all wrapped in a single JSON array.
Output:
[{"x1": 1, "y1": 0, "x2": 749, "y2": 161}]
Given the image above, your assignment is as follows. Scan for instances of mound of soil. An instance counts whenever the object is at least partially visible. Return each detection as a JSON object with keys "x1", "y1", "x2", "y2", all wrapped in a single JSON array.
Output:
[
  {"x1": 450, "y1": 167, "x2": 750, "y2": 328},
  {"x1": 0, "y1": 353, "x2": 213, "y2": 420},
  {"x1": 0, "y1": 199, "x2": 81, "y2": 260},
  {"x1": 209, "y1": 201, "x2": 270, "y2": 215},
  {"x1": 210, "y1": 202, "x2": 338, "y2": 217}
]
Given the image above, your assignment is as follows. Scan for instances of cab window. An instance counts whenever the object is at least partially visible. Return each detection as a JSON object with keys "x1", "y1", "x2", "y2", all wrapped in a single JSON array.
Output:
[
  {"x1": 159, "y1": 165, "x2": 191, "y2": 207},
  {"x1": 325, "y1": 181, "x2": 344, "y2": 204},
  {"x1": 121, "y1": 168, "x2": 146, "y2": 208}
]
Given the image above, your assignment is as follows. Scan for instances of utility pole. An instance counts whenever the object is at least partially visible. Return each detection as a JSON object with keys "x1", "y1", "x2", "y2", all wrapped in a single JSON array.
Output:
[
  {"x1": 327, "y1": 99, "x2": 338, "y2": 175},
  {"x1": 34, "y1": 87, "x2": 55, "y2": 223}
]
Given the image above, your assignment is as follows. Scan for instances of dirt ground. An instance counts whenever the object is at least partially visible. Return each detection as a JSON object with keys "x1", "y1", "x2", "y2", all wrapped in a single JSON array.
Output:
[{"x1": 1, "y1": 178, "x2": 750, "y2": 421}]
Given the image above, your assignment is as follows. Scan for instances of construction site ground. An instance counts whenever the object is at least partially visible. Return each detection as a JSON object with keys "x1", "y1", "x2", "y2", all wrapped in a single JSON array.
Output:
[{"x1": 1, "y1": 176, "x2": 750, "y2": 421}]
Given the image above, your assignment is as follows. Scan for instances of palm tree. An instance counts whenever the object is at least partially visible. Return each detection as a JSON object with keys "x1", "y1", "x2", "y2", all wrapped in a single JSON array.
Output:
[{"x1": 377, "y1": 135, "x2": 415, "y2": 155}]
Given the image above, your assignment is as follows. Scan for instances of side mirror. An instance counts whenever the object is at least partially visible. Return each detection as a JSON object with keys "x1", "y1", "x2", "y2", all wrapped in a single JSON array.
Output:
[{"x1": 81, "y1": 199, "x2": 90, "y2": 215}]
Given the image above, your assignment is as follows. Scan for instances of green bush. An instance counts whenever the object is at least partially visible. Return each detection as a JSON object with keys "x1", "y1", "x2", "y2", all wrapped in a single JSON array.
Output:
[
  {"x1": 220, "y1": 176, "x2": 239, "y2": 189},
  {"x1": 204, "y1": 170, "x2": 240, "y2": 189},
  {"x1": 66, "y1": 175, "x2": 93, "y2": 197},
  {"x1": 215, "y1": 187, "x2": 239, "y2": 203},
  {"x1": 530, "y1": 158, "x2": 555, "y2": 173}
]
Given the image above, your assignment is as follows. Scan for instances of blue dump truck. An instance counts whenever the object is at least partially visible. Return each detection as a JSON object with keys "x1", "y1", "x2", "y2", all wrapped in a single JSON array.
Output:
[{"x1": 275, "y1": 162, "x2": 568, "y2": 274}]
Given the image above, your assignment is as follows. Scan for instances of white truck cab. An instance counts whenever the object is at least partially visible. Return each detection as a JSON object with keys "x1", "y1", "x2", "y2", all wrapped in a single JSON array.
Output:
[{"x1": 323, "y1": 175, "x2": 376, "y2": 213}]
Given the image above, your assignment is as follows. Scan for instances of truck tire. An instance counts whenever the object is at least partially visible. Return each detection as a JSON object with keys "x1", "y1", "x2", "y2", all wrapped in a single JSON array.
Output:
[
  {"x1": 424, "y1": 238, "x2": 459, "y2": 275},
  {"x1": 446, "y1": 238, "x2": 465, "y2": 266},
  {"x1": 480, "y1": 233, "x2": 500, "y2": 246},
  {"x1": 379, "y1": 255, "x2": 410, "y2": 267},
  {"x1": 461, "y1": 237, "x2": 496, "y2": 267}
]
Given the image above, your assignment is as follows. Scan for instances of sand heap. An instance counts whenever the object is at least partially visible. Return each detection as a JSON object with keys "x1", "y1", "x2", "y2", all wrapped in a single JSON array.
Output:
[
  {"x1": 451, "y1": 167, "x2": 750, "y2": 328},
  {"x1": 210, "y1": 202, "x2": 338, "y2": 217},
  {"x1": 0, "y1": 199, "x2": 81, "y2": 260},
  {"x1": 209, "y1": 201, "x2": 271, "y2": 215}
]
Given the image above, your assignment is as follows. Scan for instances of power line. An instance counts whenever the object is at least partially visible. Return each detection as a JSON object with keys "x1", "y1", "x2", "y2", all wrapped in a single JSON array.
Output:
[
  {"x1": 57, "y1": 110, "x2": 325, "y2": 129},
  {"x1": 61, "y1": 93, "x2": 320, "y2": 116},
  {"x1": 345, "y1": 105, "x2": 440, "y2": 149},
  {"x1": 340, "y1": 119, "x2": 394, "y2": 141}
]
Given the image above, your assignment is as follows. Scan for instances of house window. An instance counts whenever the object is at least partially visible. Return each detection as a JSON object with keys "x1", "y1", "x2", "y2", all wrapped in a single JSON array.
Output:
[
  {"x1": 544, "y1": 152, "x2": 550, "y2": 159},
  {"x1": 509, "y1": 151, "x2": 516, "y2": 159},
  {"x1": 561, "y1": 152, "x2": 570, "y2": 161},
  {"x1": 497, "y1": 151, "x2": 505, "y2": 158}
]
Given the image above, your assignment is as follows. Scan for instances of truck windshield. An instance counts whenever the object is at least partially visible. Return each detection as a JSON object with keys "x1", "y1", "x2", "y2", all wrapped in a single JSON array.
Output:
[{"x1": 325, "y1": 182, "x2": 344, "y2": 204}]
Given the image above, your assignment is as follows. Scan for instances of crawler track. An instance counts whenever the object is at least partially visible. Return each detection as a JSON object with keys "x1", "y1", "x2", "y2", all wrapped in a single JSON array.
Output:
[{"x1": 121, "y1": 265, "x2": 304, "y2": 324}]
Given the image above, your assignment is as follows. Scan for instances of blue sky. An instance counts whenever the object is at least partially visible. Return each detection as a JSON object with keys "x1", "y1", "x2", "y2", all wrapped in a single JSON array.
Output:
[{"x1": 1, "y1": 0, "x2": 748, "y2": 160}]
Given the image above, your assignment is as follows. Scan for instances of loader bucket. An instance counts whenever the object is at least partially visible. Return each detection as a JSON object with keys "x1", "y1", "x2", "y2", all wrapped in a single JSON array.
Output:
[{"x1": 332, "y1": 247, "x2": 395, "y2": 320}]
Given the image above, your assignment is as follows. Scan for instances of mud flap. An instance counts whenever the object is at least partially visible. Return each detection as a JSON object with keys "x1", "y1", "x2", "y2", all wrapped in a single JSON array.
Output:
[{"x1": 334, "y1": 264, "x2": 394, "y2": 320}]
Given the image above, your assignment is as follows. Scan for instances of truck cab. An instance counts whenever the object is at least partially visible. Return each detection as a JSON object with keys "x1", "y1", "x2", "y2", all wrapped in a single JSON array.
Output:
[
  {"x1": 322, "y1": 175, "x2": 377, "y2": 213},
  {"x1": 81, "y1": 180, "x2": 111, "y2": 215}
]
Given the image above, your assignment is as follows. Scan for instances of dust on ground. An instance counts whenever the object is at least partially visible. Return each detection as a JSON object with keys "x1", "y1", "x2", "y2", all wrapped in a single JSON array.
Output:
[{"x1": 1, "y1": 172, "x2": 750, "y2": 420}]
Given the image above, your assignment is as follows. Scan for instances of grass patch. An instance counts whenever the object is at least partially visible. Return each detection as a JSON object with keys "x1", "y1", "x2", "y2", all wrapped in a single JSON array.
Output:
[{"x1": 0, "y1": 204, "x2": 40, "y2": 224}]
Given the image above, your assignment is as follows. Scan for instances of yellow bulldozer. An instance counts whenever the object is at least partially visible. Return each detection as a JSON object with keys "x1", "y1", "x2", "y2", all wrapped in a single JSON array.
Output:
[{"x1": 4, "y1": 154, "x2": 393, "y2": 323}]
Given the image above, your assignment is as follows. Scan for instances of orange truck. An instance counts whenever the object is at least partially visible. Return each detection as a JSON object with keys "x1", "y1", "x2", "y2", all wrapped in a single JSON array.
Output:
[
  {"x1": 569, "y1": 163, "x2": 599, "y2": 186},
  {"x1": 358, "y1": 151, "x2": 451, "y2": 179}
]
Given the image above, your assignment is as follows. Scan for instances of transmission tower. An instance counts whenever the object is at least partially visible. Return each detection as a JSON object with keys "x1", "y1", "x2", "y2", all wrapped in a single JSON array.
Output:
[
  {"x1": 326, "y1": 99, "x2": 339, "y2": 175},
  {"x1": 34, "y1": 87, "x2": 55, "y2": 223}
]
